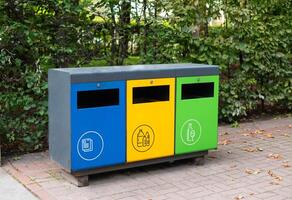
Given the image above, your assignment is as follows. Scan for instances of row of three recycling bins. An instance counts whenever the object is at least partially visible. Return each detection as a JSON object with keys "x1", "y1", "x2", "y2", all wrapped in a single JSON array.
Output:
[{"x1": 49, "y1": 64, "x2": 219, "y2": 172}]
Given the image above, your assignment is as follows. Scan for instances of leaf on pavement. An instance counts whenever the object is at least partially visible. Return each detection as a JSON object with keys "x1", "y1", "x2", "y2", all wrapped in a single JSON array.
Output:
[
  {"x1": 288, "y1": 124, "x2": 292, "y2": 128},
  {"x1": 242, "y1": 146, "x2": 263, "y2": 152},
  {"x1": 242, "y1": 132, "x2": 257, "y2": 137},
  {"x1": 255, "y1": 129, "x2": 264, "y2": 134},
  {"x1": 243, "y1": 130, "x2": 276, "y2": 139},
  {"x1": 219, "y1": 139, "x2": 231, "y2": 145},
  {"x1": 245, "y1": 168, "x2": 254, "y2": 174},
  {"x1": 245, "y1": 168, "x2": 261, "y2": 175},
  {"x1": 268, "y1": 170, "x2": 283, "y2": 181},
  {"x1": 243, "y1": 147, "x2": 257, "y2": 152},
  {"x1": 267, "y1": 153, "x2": 282, "y2": 160},
  {"x1": 263, "y1": 133, "x2": 274, "y2": 138},
  {"x1": 282, "y1": 161, "x2": 291, "y2": 168},
  {"x1": 234, "y1": 195, "x2": 244, "y2": 200}
]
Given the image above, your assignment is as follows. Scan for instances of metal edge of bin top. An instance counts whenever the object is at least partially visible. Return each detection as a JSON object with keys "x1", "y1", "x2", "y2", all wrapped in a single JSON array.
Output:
[{"x1": 51, "y1": 63, "x2": 219, "y2": 83}]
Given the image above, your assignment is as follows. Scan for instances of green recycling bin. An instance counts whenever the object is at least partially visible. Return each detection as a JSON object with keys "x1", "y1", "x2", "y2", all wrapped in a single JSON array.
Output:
[{"x1": 175, "y1": 75, "x2": 219, "y2": 155}]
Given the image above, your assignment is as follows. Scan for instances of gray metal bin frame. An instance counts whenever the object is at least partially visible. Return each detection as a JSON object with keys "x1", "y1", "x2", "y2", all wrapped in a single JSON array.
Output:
[{"x1": 49, "y1": 63, "x2": 219, "y2": 185}]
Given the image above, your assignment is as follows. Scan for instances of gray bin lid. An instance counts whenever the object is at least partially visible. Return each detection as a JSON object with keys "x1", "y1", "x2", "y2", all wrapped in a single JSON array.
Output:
[{"x1": 50, "y1": 63, "x2": 219, "y2": 83}]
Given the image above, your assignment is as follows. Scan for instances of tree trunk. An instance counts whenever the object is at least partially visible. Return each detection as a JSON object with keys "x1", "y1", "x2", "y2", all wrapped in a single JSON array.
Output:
[
  {"x1": 142, "y1": 0, "x2": 148, "y2": 63},
  {"x1": 109, "y1": 3, "x2": 117, "y2": 65},
  {"x1": 152, "y1": 1, "x2": 158, "y2": 62},
  {"x1": 118, "y1": 0, "x2": 131, "y2": 65}
]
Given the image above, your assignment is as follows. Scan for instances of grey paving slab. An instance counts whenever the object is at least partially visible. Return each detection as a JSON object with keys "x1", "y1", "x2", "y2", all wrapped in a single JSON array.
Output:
[{"x1": 0, "y1": 168, "x2": 38, "y2": 200}]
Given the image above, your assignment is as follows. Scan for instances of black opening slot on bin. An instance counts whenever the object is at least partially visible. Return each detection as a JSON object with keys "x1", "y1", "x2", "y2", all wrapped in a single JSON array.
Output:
[
  {"x1": 182, "y1": 82, "x2": 214, "y2": 100},
  {"x1": 133, "y1": 85, "x2": 170, "y2": 104},
  {"x1": 77, "y1": 89, "x2": 119, "y2": 109}
]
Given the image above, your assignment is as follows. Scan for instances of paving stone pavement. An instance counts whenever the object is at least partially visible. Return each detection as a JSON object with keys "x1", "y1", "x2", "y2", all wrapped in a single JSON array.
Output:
[
  {"x1": 0, "y1": 168, "x2": 38, "y2": 200},
  {"x1": 2, "y1": 116, "x2": 292, "y2": 200}
]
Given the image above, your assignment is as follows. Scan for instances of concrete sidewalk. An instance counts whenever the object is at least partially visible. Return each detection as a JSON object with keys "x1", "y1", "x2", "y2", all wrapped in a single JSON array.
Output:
[
  {"x1": 1, "y1": 116, "x2": 292, "y2": 200},
  {"x1": 0, "y1": 167, "x2": 38, "y2": 200}
]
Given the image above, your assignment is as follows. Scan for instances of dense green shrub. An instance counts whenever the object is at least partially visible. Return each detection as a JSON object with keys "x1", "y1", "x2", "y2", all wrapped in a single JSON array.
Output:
[{"x1": 0, "y1": 69, "x2": 48, "y2": 154}]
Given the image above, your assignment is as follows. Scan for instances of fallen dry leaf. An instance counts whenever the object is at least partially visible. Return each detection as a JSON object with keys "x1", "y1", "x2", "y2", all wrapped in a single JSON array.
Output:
[
  {"x1": 288, "y1": 124, "x2": 292, "y2": 128},
  {"x1": 227, "y1": 150, "x2": 232, "y2": 154},
  {"x1": 245, "y1": 168, "x2": 254, "y2": 174},
  {"x1": 268, "y1": 170, "x2": 283, "y2": 181},
  {"x1": 243, "y1": 147, "x2": 257, "y2": 152},
  {"x1": 255, "y1": 129, "x2": 264, "y2": 134},
  {"x1": 282, "y1": 163, "x2": 290, "y2": 168},
  {"x1": 242, "y1": 146, "x2": 263, "y2": 152},
  {"x1": 267, "y1": 153, "x2": 282, "y2": 160},
  {"x1": 282, "y1": 161, "x2": 291, "y2": 168},
  {"x1": 230, "y1": 164, "x2": 237, "y2": 168},
  {"x1": 243, "y1": 129, "x2": 278, "y2": 139},
  {"x1": 219, "y1": 139, "x2": 231, "y2": 145},
  {"x1": 263, "y1": 133, "x2": 274, "y2": 138},
  {"x1": 249, "y1": 193, "x2": 255, "y2": 196},
  {"x1": 275, "y1": 176, "x2": 282, "y2": 181},
  {"x1": 253, "y1": 170, "x2": 261, "y2": 175},
  {"x1": 242, "y1": 132, "x2": 253, "y2": 137},
  {"x1": 245, "y1": 168, "x2": 261, "y2": 175},
  {"x1": 234, "y1": 195, "x2": 244, "y2": 200},
  {"x1": 282, "y1": 133, "x2": 289, "y2": 137}
]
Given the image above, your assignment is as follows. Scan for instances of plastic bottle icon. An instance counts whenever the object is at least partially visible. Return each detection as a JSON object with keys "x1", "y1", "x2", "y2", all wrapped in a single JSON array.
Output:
[
  {"x1": 137, "y1": 129, "x2": 144, "y2": 147},
  {"x1": 187, "y1": 123, "x2": 196, "y2": 142}
]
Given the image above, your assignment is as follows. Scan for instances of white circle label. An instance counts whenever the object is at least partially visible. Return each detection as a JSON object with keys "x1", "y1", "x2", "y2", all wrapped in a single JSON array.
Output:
[
  {"x1": 180, "y1": 119, "x2": 202, "y2": 146},
  {"x1": 77, "y1": 131, "x2": 104, "y2": 161}
]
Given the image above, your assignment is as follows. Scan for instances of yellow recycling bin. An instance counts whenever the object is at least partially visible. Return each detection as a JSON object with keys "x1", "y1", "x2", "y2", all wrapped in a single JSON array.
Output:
[{"x1": 127, "y1": 78, "x2": 175, "y2": 162}]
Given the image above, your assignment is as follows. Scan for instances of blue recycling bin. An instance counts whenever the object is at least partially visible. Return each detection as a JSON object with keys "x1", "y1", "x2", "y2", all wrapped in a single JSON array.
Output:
[{"x1": 71, "y1": 81, "x2": 126, "y2": 171}]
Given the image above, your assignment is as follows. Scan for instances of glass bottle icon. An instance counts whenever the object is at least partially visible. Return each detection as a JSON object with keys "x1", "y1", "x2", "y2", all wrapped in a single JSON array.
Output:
[{"x1": 187, "y1": 123, "x2": 196, "y2": 142}]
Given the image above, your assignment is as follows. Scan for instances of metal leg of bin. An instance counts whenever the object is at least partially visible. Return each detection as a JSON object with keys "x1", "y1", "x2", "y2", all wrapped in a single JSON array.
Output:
[
  {"x1": 191, "y1": 155, "x2": 205, "y2": 166},
  {"x1": 64, "y1": 150, "x2": 208, "y2": 187},
  {"x1": 61, "y1": 170, "x2": 89, "y2": 187},
  {"x1": 72, "y1": 150, "x2": 208, "y2": 178}
]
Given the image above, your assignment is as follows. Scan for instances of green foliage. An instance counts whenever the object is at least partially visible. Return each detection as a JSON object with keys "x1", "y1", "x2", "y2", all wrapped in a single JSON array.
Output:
[
  {"x1": 0, "y1": 69, "x2": 48, "y2": 153},
  {"x1": 0, "y1": 0, "x2": 291, "y2": 154}
]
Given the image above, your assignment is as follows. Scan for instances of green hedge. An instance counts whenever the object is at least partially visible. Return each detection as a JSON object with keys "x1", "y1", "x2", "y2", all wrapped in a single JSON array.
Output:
[{"x1": 0, "y1": 70, "x2": 48, "y2": 153}]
